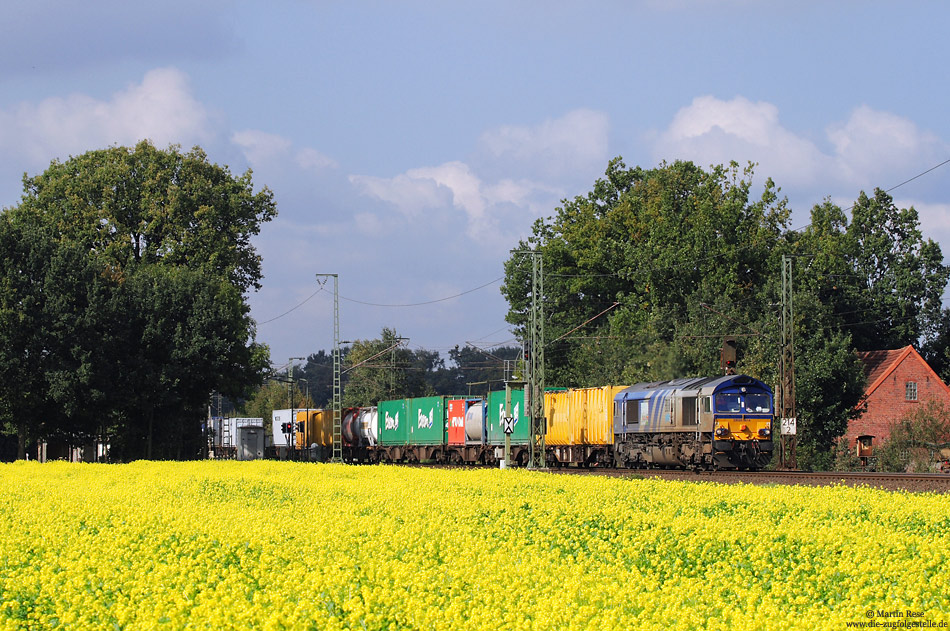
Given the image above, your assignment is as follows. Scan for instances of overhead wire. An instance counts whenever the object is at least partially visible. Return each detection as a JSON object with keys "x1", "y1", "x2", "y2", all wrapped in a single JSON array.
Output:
[
  {"x1": 257, "y1": 277, "x2": 502, "y2": 324},
  {"x1": 339, "y1": 277, "x2": 503, "y2": 307},
  {"x1": 257, "y1": 287, "x2": 325, "y2": 325}
]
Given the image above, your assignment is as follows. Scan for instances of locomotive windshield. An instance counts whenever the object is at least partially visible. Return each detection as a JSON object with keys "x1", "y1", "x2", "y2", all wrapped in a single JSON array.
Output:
[
  {"x1": 714, "y1": 393, "x2": 742, "y2": 412},
  {"x1": 715, "y1": 392, "x2": 771, "y2": 414},
  {"x1": 744, "y1": 393, "x2": 771, "y2": 413}
]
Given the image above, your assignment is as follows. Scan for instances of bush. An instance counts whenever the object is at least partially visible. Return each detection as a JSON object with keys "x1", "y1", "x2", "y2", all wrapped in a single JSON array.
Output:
[{"x1": 876, "y1": 399, "x2": 950, "y2": 472}]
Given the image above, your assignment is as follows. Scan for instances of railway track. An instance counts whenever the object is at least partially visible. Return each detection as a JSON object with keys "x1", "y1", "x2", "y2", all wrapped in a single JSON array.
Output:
[
  {"x1": 552, "y1": 467, "x2": 950, "y2": 493},
  {"x1": 399, "y1": 463, "x2": 950, "y2": 492}
]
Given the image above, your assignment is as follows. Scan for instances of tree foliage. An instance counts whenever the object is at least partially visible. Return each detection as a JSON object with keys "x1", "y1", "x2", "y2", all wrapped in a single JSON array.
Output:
[
  {"x1": 875, "y1": 399, "x2": 950, "y2": 472},
  {"x1": 503, "y1": 159, "x2": 789, "y2": 387},
  {"x1": 342, "y1": 328, "x2": 436, "y2": 407},
  {"x1": 239, "y1": 379, "x2": 314, "y2": 432},
  {"x1": 0, "y1": 142, "x2": 275, "y2": 460},
  {"x1": 434, "y1": 345, "x2": 522, "y2": 394},
  {"x1": 18, "y1": 142, "x2": 275, "y2": 292}
]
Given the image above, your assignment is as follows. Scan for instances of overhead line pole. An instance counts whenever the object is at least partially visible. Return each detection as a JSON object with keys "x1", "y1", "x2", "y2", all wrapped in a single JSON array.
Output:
[
  {"x1": 780, "y1": 255, "x2": 798, "y2": 470},
  {"x1": 512, "y1": 249, "x2": 545, "y2": 469},
  {"x1": 316, "y1": 273, "x2": 342, "y2": 463}
]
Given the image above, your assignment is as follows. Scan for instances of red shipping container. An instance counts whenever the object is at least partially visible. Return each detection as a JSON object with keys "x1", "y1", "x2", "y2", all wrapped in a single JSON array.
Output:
[{"x1": 448, "y1": 399, "x2": 467, "y2": 445}]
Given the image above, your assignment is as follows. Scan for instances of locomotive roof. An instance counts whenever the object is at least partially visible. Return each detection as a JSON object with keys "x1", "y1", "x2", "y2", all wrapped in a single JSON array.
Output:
[{"x1": 615, "y1": 374, "x2": 770, "y2": 400}]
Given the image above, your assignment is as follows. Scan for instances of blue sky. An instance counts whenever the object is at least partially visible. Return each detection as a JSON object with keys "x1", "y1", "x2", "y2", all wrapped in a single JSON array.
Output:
[{"x1": 2, "y1": 1, "x2": 949, "y2": 369}]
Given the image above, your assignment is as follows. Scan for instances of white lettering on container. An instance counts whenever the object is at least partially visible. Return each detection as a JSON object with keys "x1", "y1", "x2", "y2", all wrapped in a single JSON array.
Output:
[
  {"x1": 418, "y1": 408, "x2": 434, "y2": 429},
  {"x1": 384, "y1": 412, "x2": 399, "y2": 430}
]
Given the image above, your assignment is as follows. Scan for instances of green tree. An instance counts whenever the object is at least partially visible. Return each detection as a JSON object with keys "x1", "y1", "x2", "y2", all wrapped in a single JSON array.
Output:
[
  {"x1": 105, "y1": 265, "x2": 269, "y2": 460},
  {"x1": 502, "y1": 159, "x2": 790, "y2": 387},
  {"x1": 298, "y1": 351, "x2": 337, "y2": 408},
  {"x1": 791, "y1": 327, "x2": 867, "y2": 470},
  {"x1": 0, "y1": 212, "x2": 118, "y2": 458},
  {"x1": 876, "y1": 400, "x2": 950, "y2": 472},
  {"x1": 430, "y1": 345, "x2": 521, "y2": 394},
  {"x1": 844, "y1": 189, "x2": 948, "y2": 350},
  {"x1": 0, "y1": 142, "x2": 275, "y2": 460},
  {"x1": 786, "y1": 193, "x2": 949, "y2": 468},
  {"x1": 500, "y1": 158, "x2": 950, "y2": 469},
  {"x1": 342, "y1": 328, "x2": 432, "y2": 407},
  {"x1": 240, "y1": 379, "x2": 313, "y2": 432},
  {"x1": 18, "y1": 141, "x2": 276, "y2": 292}
]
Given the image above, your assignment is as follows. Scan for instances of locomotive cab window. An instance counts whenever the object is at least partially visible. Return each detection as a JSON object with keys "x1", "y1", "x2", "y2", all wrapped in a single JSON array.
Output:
[
  {"x1": 702, "y1": 397, "x2": 712, "y2": 413},
  {"x1": 744, "y1": 393, "x2": 770, "y2": 413},
  {"x1": 714, "y1": 393, "x2": 742, "y2": 413}
]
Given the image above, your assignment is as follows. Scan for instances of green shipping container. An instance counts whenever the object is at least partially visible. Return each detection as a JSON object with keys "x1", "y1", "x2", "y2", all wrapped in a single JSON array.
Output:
[
  {"x1": 378, "y1": 398, "x2": 409, "y2": 446},
  {"x1": 407, "y1": 396, "x2": 450, "y2": 446},
  {"x1": 487, "y1": 389, "x2": 529, "y2": 444}
]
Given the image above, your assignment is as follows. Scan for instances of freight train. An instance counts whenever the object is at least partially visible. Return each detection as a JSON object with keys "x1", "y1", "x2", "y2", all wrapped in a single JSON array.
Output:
[{"x1": 281, "y1": 374, "x2": 774, "y2": 470}]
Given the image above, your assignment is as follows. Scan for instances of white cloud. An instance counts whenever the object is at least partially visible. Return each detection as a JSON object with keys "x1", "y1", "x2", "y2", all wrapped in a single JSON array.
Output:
[
  {"x1": 408, "y1": 162, "x2": 487, "y2": 223},
  {"x1": 232, "y1": 129, "x2": 293, "y2": 165},
  {"x1": 895, "y1": 199, "x2": 950, "y2": 235},
  {"x1": 354, "y1": 211, "x2": 385, "y2": 237},
  {"x1": 340, "y1": 110, "x2": 610, "y2": 242},
  {"x1": 653, "y1": 95, "x2": 831, "y2": 187},
  {"x1": 0, "y1": 67, "x2": 215, "y2": 166},
  {"x1": 296, "y1": 147, "x2": 337, "y2": 171},
  {"x1": 827, "y1": 106, "x2": 944, "y2": 187},
  {"x1": 652, "y1": 96, "x2": 950, "y2": 201},
  {"x1": 350, "y1": 158, "x2": 560, "y2": 242},
  {"x1": 232, "y1": 129, "x2": 336, "y2": 173},
  {"x1": 477, "y1": 108, "x2": 609, "y2": 181},
  {"x1": 348, "y1": 172, "x2": 451, "y2": 219}
]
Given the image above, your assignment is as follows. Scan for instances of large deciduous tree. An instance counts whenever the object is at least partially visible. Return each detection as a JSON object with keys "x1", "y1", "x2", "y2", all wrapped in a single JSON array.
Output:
[
  {"x1": 0, "y1": 141, "x2": 275, "y2": 460},
  {"x1": 502, "y1": 159, "x2": 789, "y2": 387},
  {"x1": 844, "y1": 189, "x2": 948, "y2": 350}
]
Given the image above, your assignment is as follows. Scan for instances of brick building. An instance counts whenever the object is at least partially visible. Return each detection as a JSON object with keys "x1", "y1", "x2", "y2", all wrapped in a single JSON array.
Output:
[{"x1": 843, "y1": 345, "x2": 950, "y2": 457}]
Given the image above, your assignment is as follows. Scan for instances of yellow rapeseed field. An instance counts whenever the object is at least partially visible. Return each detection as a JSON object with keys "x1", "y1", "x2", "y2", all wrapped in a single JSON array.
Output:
[{"x1": 0, "y1": 461, "x2": 947, "y2": 630}]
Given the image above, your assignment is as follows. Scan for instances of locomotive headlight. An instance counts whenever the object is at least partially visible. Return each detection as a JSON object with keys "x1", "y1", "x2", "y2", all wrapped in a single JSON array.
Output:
[
  {"x1": 758, "y1": 427, "x2": 771, "y2": 438},
  {"x1": 715, "y1": 426, "x2": 730, "y2": 438}
]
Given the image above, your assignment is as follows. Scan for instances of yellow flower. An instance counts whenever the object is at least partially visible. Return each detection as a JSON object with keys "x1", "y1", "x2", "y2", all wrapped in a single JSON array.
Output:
[{"x1": 0, "y1": 461, "x2": 947, "y2": 630}]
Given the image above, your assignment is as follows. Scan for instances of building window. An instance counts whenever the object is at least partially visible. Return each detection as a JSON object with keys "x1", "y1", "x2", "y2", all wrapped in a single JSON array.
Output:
[{"x1": 906, "y1": 381, "x2": 918, "y2": 401}]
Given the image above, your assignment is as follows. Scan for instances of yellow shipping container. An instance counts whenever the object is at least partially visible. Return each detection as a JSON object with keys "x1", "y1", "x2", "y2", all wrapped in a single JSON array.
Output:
[
  {"x1": 296, "y1": 409, "x2": 333, "y2": 448},
  {"x1": 544, "y1": 390, "x2": 573, "y2": 446},
  {"x1": 545, "y1": 386, "x2": 628, "y2": 446},
  {"x1": 572, "y1": 386, "x2": 628, "y2": 445}
]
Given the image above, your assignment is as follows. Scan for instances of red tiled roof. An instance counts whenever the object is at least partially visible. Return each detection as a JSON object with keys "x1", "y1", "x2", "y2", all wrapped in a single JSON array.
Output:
[
  {"x1": 857, "y1": 345, "x2": 950, "y2": 398},
  {"x1": 857, "y1": 346, "x2": 912, "y2": 393}
]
